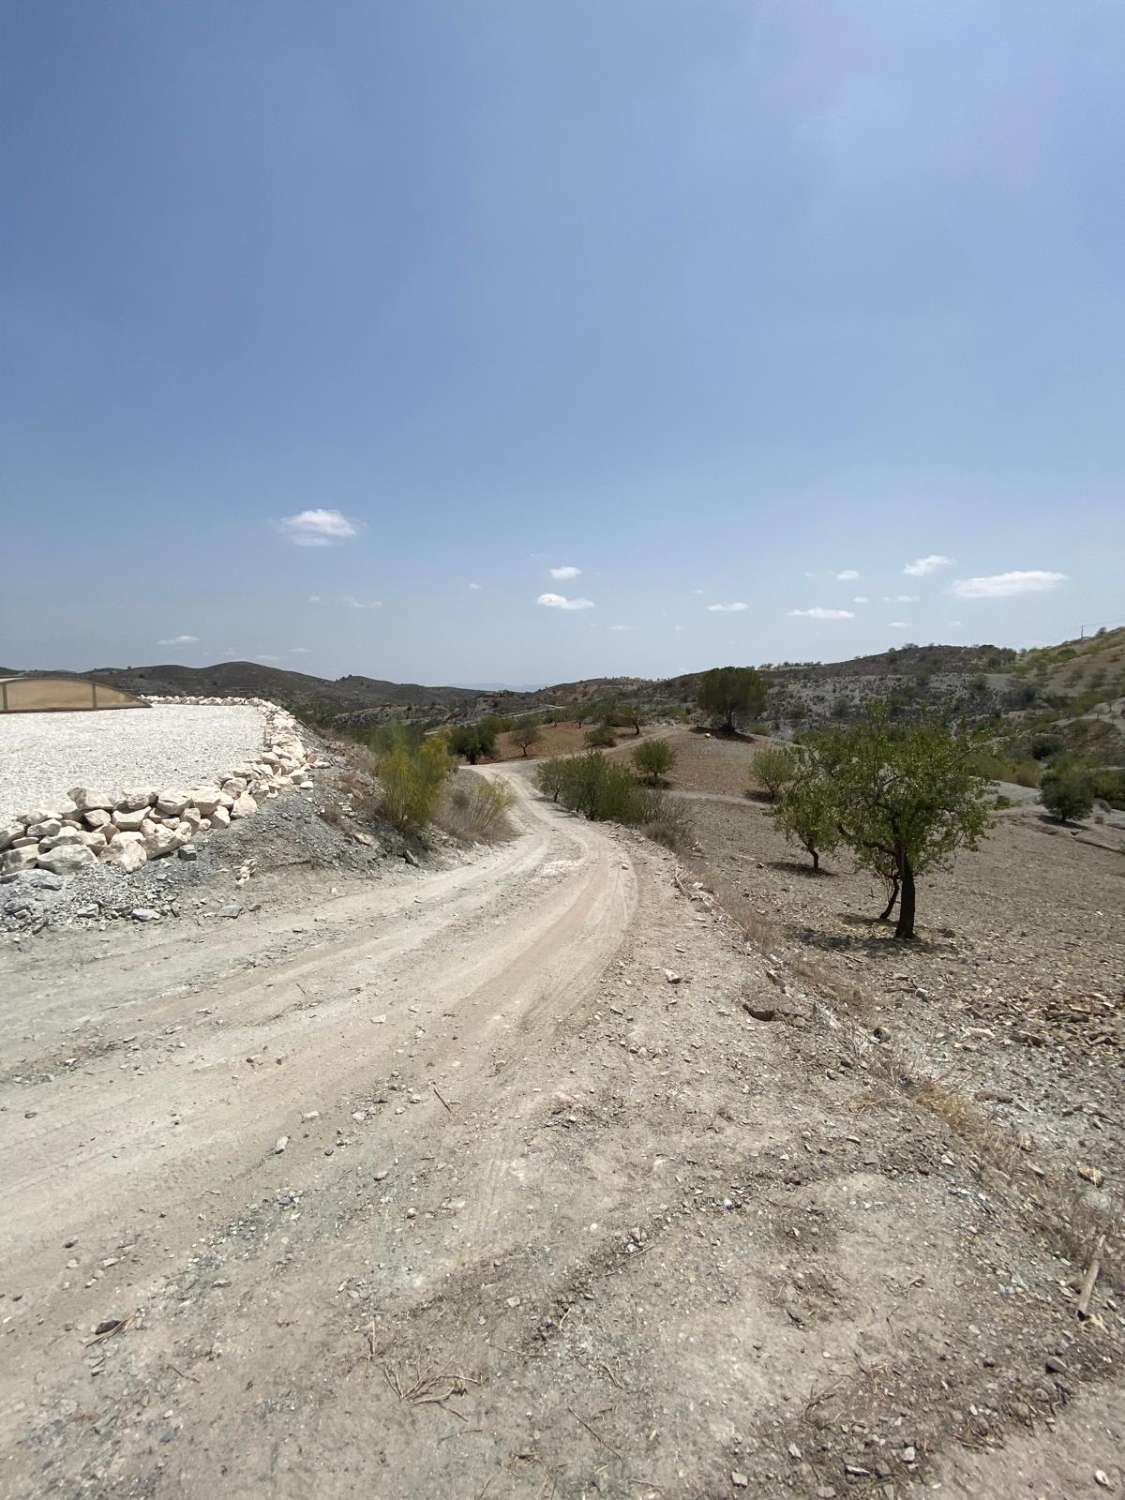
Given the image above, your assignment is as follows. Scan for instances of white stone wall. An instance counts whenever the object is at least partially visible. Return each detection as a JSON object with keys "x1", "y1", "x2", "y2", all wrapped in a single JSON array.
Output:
[{"x1": 0, "y1": 699, "x2": 313, "y2": 878}]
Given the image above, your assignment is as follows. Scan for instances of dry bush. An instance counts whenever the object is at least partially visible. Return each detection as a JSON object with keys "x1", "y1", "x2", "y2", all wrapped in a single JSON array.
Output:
[{"x1": 437, "y1": 775, "x2": 515, "y2": 843}]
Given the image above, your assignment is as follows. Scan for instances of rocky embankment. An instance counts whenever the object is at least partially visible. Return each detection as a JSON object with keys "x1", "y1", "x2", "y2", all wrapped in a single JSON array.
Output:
[{"x1": 0, "y1": 700, "x2": 312, "y2": 879}]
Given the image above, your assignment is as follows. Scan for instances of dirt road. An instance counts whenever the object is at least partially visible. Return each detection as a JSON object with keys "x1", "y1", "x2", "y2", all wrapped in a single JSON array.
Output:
[{"x1": 1, "y1": 769, "x2": 1121, "y2": 1497}]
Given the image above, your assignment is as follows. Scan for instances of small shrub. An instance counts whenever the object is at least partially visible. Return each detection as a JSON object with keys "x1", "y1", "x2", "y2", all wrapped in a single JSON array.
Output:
[
  {"x1": 770, "y1": 770, "x2": 839, "y2": 872},
  {"x1": 584, "y1": 723, "x2": 617, "y2": 748},
  {"x1": 752, "y1": 744, "x2": 799, "y2": 800},
  {"x1": 632, "y1": 737, "x2": 675, "y2": 785},
  {"x1": 378, "y1": 737, "x2": 452, "y2": 832},
  {"x1": 438, "y1": 775, "x2": 515, "y2": 841},
  {"x1": 1040, "y1": 765, "x2": 1095, "y2": 823}
]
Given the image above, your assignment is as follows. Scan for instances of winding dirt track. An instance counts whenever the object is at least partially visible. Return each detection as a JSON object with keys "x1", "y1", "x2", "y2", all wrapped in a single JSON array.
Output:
[{"x1": 2, "y1": 771, "x2": 1120, "y2": 1498}]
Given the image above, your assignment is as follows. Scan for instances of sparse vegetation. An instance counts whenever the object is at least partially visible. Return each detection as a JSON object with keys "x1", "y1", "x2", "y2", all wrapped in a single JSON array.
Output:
[
  {"x1": 584, "y1": 723, "x2": 617, "y2": 748},
  {"x1": 632, "y1": 737, "x2": 675, "y2": 785}
]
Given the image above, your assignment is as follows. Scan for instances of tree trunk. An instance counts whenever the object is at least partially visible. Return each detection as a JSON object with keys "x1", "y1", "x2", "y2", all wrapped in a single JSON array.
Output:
[
  {"x1": 811, "y1": 848, "x2": 820, "y2": 872},
  {"x1": 878, "y1": 876, "x2": 899, "y2": 921},
  {"x1": 895, "y1": 856, "x2": 916, "y2": 940}
]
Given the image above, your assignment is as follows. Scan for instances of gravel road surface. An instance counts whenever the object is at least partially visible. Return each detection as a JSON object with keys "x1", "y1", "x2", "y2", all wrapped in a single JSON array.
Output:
[
  {"x1": 0, "y1": 703, "x2": 266, "y2": 817},
  {"x1": 2, "y1": 765, "x2": 1121, "y2": 1497}
]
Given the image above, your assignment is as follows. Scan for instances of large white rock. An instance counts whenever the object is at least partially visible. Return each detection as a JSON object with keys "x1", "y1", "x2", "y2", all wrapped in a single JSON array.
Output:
[
  {"x1": 38, "y1": 844, "x2": 95, "y2": 875},
  {"x1": 16, "y1": 808, "x2": 57, "y2": 826},
  {"x1": 28, "y1": 819, "x2": 62, "y2": 840},
  {"x1": 39, "y1": 828, "x2": 84, "y2": 850},
  {"x1": 143, "y1": 824, "x2": 179, "y2": 858},
  {"x1": 230, "y1": 793, "x2": 257, "y2": 819},
  {"x1": 11, "y1": 836, "x2": 38, "y2": 849},
  {"x1": 190, "y1": 787, "x2": 225, "y2": 817},
  {"x1": 209, "y1": 805, "x2": 231, "y2": 830},
  {"x1": 1, "y1": 847, "x2": 39, "y2": 873},
  {"x1": 68, "y1": 787, "x2": 115, "y2": 813},
  {"x1": 181, "y1": 806, "x2": 203, "y2": 830},
  {"x1": 116, "y1": 788, "x2": 157, "y2": 812},
  {"x1": 112, "y1": 808, "x2": 148, "y2": 832},
  {"x1": 99, "y1": 836, "x2": 148, "y2": 871},
  {"x1": 84, "y1": 809, "x2": 112, "y2": 830},
  {"x1": 78, "y1": 829, "x2": 107, "y2": 849},
  {"x1": 0, "y1": 821, "x2": 24, "y2": 852},
  {"x1": 155, "y1": 789, "x2": 190, "y2": 818}
]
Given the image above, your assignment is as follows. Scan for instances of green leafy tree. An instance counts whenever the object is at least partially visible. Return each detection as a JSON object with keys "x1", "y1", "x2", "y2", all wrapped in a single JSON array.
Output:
[
  {"x1": 535, "y1": 757, "x2": 567, "y2": 802},
  {"x1": 1040, "y1": 763, "x2": 1094, "y2": 823},
  {"x1": 632, "y1": 737, "x2": 675, "y2": 786},
  {"x1": 698, "y1": 666, "x2": 767, "y2": 734},
  {"x1": 449, "y1": 718, "x2": 500, "y2": 764},
  {"x1": 813, "y1": 712, "x2": 994, "y2": 940},
  {"x1": 770, "y1": 764, "x2": 840, "y2": 872},
  {"x1": 377, "y1": 736, "x2": 452, "y2": 832},
  {"x1": 511, "y1": 717, "x2": 544, "y2": 757},
  {"x1": 752, "y1": 744, "x2": 799, "y2": 800}
]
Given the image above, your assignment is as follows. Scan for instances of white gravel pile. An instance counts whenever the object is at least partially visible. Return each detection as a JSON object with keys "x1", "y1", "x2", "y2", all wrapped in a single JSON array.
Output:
[{"x1": 0, "y1": 704, "x2": 267, "y2": 819}]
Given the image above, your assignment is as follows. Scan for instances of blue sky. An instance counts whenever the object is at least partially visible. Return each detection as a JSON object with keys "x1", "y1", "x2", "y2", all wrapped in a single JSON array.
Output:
[{"x1": 2, "y1": 1, "x2": 1122, "y2": 686}]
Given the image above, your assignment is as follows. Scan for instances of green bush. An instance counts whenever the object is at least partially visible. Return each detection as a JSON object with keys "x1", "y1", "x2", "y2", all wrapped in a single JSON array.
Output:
[
  {"x1": 535, "y1": 757, "x2": 568, "y2": 802},
  {"x1": 378, "y1": 737, "x2": 452, "y2": 832},
  {"x1": 632, "y1": 738, "x2": 675, "y2": 785},
  {"x1": 584, "y1": 723, "x2": 617, "y2": 748},
  {"x1": 752, "y1": 744, "x2": 799, "y2": 799},
  {"x1": 1040, "y1": 765, "x2": 1095, "y2": 823},
  {"x1": 555, "y1": 751, "x2": 647, "y2": 823}
]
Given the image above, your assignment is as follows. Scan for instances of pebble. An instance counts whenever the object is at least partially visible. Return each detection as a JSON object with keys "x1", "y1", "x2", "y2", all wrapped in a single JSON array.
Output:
[
  {"x1": 274, "y1": 1135, "x2": 289, "y2": 1155},
  {"x1": 131, "y1": 908, "x2": 160, "y2": 923},
  {"x1": 731, "y1": 1473, "x2": 748, "y2": 1489}
]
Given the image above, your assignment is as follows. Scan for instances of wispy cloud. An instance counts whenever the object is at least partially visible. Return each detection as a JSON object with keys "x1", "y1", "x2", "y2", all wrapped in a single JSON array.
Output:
[
  {"x1": 255, "y1": 654, "x2": 283, "y2": 662},
  {"x1": 853, "y1": 595, "x2": 870, "y2": 605},
  {"x1": 889, "y1": 621, "x2": 911, "y2": 629},
  {"x1": 279, "y1": 508, "x2": 359, "y2": 547},
  {"x1": 834, "y1": 569, "x2": 860, "y2": 581},
  {"x1": 883, "y1": 594, "x2": 920, "y2": 603},
  {"x1": 158, "y1": 634, "x2": 199, "y2": 645},
  {"x1": 537, "y1": 592, "x2": 594, "y2": 611},
  {"x1": 549, "y1": 564, "x2": 581, "y2": 580},
  {"x1": 307, "y1": 594, "x2": 321, "y2": 604},
  {"x1": 291, "y1": 647, "x2": 310, "y2": 654},
  {"x1": 609, "y1": 624, "x2": 633, "y2": 632},
  {"x1": 469, "y1": 581, "x2": 482, "y2": 590},
  {"x1": 343, "y1": 595, "x2": 382, "y2": 609},
  {"x1": 904, "y1": 553, "x2": 952, "y2": 577},
  {"x1": 951, "y1": 570, "x2": 1067, "y2": 599},
  {"x1": 788, "y1": 607, "x2": 855, "y2": 620},
  {"x1": 706, "y1": 601, "x2": 749, "y2": 613}
]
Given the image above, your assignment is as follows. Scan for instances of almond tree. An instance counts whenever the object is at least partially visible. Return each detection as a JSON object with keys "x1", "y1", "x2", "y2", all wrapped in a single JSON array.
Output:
[{"x1": 813, "y1": 712, "x2": 993, "y2": 939}]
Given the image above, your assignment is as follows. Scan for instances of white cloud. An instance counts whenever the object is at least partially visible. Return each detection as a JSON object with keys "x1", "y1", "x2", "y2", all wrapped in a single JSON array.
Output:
[
  {"x1": 609, "y1": 624, "x2": 633, "y2": 632},
  {"x1": 537, "y1": 592, "x2": 594, "y2": 611},
  {"x1": 469, "y1": 581, "x2": 482, "y2": 590},
  {"x1": 904, "y1": 553, "x2": 952, "y2": 577},
  {"x1": 853, "y1": 595, "x2": 870, "y2": 605},
  {"x1": 948, "y1": 620, "x2": 963, "y2": 628},
  {"x1": 307, "y1": 594, "x2": 321, "y2": 604},
  {"x1": 279, "y1": 508, "x2": 359, "y2": 547},
  {"x1": 706, "y1": 601, "x2": 749, "y2": 613},
  {"x1": 788, "y1": 607, "x2": 855, "y2": 620},
  {"x1": 549, "y1": 565, "x2": 581, "y2": 580},
  {"x1": 883, "y1": 594, "x2": 920, "y2": 603},
  {"x1": 690, "y1": 588, "x2": 704, "y2": 595},
  {"x1": 158, "y1": 634, "x2": 199, "y2": 645},
  {"x1": 255, "y1": 654, "x2": 283, "y2": 662},
  {"x1": 889, "y1": 621, "x2": 911, "y2": 629},
  {"x1": 291, "y1": 647, "x2": 310, "y2": 654},
  {"x1": 343, "y1": 595, "x2": 382, "y2": 609},
  {"x1": 835, "y1": 569, "x2": 861, "y2": 581},
  {"x1": 951, "y1": 570, "x2": 1068, "y2": 599}
]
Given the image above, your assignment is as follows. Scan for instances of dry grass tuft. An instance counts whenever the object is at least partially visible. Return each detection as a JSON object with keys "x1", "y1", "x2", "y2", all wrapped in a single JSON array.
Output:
[{"x1": 436, "y1": 775, "x2": 516, "y2": 844}]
